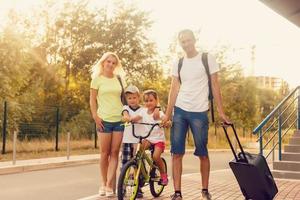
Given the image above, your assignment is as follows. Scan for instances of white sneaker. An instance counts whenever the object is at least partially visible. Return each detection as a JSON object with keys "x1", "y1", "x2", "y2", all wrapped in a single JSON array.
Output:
[
  {"x1": 98, "y1": 187, "x2": 105, "y2": 196},
  {"x1": 105, "y1": 189, "x2": 115, "y2": 197}
]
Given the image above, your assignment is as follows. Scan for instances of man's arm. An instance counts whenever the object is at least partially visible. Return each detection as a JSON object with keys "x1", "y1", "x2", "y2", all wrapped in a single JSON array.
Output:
[
  {"x1": 164, "y1": 76, "x2": 181, "y2": 121},
  {"x1": 211, "y1": 73, "x2": 231, "y2": 123}
]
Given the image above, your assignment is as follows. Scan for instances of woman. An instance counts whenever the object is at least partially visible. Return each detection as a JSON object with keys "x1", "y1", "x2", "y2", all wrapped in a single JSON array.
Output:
[{"x1": 90, "y1": 52, "x2": 125, "y2": 197}]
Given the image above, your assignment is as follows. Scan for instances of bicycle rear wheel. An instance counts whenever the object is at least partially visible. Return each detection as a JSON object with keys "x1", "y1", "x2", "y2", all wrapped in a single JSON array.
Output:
[
  {"x1": 117, "y1": 160, "x2": 139, "y2": 200},
  {"x1": 149, "y1": 157, "x2": 167, "y2": 197}
]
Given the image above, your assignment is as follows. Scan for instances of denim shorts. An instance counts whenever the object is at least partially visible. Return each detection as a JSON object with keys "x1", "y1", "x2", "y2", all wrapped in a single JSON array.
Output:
[
  {"x1": 97, "y1": 121, "x2": 124, "y2": 133},
  {"x1": 170, "y1": 106, "x2": 209, "y2": 156}
]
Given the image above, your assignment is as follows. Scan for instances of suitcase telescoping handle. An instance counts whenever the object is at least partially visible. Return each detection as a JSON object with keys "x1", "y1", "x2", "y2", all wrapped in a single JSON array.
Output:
[{"x1": 221, "y1": 122, "x2": 248, "y2": 163}]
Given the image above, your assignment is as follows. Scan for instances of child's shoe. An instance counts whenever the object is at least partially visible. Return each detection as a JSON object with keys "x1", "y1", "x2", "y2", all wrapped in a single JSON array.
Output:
[
  {"x1": 136, "y1": 188, "x2": 144, "y2": 198},
  {"x1": 160, "y1": 173, "x2": 168, "y2": 186}
]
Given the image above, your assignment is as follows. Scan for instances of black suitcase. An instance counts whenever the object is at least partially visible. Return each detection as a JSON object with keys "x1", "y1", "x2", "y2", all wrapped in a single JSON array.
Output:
[{"x1": 222, "y1": 123, "x2": 278, "y2": 200}]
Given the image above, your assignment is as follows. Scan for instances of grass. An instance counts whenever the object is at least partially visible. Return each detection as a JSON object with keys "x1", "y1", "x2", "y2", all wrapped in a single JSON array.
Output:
[
  {"x1": 0, "y1": 127, "x2": 295, "y2": 162},
  {"x1": 0, "y1": 138, "x2": 98, "y2": 161}
]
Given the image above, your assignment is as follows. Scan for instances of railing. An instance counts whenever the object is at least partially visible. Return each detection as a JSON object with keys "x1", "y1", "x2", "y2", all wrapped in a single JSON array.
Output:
[{"x1": 253, "y1": 86, "x2": 300, "y2": 160}]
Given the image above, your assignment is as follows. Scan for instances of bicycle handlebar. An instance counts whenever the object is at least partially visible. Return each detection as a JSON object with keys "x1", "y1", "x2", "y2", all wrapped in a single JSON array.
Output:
[{"x1": 129, "y1": 122, "x2": 160, "y2": 140}]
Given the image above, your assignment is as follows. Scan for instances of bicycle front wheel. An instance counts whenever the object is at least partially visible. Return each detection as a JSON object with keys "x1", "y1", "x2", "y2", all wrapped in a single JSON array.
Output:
[
  {"x1": 117, "y1": 160, "x2": 139, "y2": 200},
  {"x1": 149, "y1": 157, "x2": 167, "y2": 197}
]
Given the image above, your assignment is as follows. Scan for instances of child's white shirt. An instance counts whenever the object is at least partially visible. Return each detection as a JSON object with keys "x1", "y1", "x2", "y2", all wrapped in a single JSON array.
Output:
[
  {"x1": 122, "y1": 105, "x2": 145, "y2": 143},
  {"x1": 140, "y1": 109, "x2": 165, "y2": 144}
]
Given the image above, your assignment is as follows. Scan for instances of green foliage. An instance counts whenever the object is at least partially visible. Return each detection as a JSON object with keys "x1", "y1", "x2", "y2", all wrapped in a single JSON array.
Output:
[
  {"x1": 60, "y1": 110, "x2": 95, "y2": 139},
  {"x1": 141, "y1": 76, "x2": 171, "y2": 109},
  {"x1": 0, "y1": 1, "x2": 295, "y2": 142},
  {"x1": 0, "y1": 1, "x2": 164, "y2": 138}
]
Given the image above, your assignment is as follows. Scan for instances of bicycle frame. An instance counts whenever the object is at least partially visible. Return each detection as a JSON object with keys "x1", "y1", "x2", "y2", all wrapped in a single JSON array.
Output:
[
  {"x1": 128, "y1": 122, "x2": 160, "y2": 187},
  {"x1": 118, "y1": 122, "x2": 166, "y2": 200},
  {"x1": 135, "y1": 143, "x2": 156, "y2": 184}
]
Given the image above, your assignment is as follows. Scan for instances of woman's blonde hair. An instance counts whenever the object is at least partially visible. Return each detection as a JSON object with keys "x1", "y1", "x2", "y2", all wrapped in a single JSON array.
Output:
[{"x1": 90, "y1": 52, "x2": 124, "y2": 79}]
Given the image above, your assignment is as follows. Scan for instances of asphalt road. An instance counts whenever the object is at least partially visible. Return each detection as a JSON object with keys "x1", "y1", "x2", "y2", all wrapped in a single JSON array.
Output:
[{"x1": 0, "y1": 151, "x2": 234, "y2": 200}]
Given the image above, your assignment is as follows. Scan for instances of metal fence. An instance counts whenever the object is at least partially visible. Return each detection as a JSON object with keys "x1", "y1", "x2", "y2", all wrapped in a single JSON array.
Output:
[
  {"x1": 0, "y1": 101, "x2": 4, "y2": 154},
  {"x1": 1, "y1": 101, "x2": 97, "y2": 154}
]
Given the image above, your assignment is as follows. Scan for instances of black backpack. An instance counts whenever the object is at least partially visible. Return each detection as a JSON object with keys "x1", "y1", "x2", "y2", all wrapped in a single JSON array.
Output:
[{"x1": 177, "y1": 53, "x2": 215, "y2": 122}]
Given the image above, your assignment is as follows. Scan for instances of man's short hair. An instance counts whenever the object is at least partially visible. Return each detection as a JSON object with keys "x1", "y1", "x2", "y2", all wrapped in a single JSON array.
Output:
[{"x1": 178, "y1": 29, "x2": 196, "y2": 40}]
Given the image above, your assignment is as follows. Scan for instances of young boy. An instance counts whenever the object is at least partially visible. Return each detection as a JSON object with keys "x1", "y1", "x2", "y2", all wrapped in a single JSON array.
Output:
[{"x1": 121, "y1": 85, "x2": 144, "y2": 198}]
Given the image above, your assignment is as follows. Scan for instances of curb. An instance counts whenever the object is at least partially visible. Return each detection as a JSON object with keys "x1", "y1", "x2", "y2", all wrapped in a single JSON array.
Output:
[
  {"x1": 0, "y1": 158, "x2": 99, "y2": 175},
  {"x1": 0, "y1": 148, "x2": 257, "y2": 176}
]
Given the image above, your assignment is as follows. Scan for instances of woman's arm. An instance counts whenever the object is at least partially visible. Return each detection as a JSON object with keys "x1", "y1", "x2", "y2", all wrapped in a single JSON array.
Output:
[{"x1": 90, "y1": 88, "x2": 104, "y2": 130}]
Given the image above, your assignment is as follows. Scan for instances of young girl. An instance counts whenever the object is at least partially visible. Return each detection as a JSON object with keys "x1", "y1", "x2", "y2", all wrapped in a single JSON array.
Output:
[{"x1": 141, "y1": 89, "x2": 168, "y2": 186}]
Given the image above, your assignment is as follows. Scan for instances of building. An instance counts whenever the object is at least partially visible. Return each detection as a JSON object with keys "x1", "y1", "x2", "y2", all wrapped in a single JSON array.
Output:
[{"x1": 254, "y1": 76, "x2": 288, "y2": 91}]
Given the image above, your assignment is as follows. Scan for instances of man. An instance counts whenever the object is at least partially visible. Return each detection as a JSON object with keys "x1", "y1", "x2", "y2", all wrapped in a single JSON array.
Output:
[{"x1": 163, "y1": 29, "x2": 230, "y2": 200}]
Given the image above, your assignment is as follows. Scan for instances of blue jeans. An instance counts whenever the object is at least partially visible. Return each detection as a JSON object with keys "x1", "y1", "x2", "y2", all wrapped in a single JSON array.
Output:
[{"x1": 170, "y1": 106, "x2": 209, "y2": 156}]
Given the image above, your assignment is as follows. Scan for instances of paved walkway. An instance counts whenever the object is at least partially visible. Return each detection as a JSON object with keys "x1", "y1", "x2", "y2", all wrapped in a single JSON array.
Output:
[
  {"x1": 79, "y1": 170, "x2": 300, "y2": 200},
  {"x1": 1, "y1": 153, "x2": 300, "y2": 199}
]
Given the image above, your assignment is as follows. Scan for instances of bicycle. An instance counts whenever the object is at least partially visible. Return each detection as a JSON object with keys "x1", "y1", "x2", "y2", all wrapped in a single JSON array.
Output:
[{"x1": 117, "y1": 122, "x2": 167, "y2": 200}]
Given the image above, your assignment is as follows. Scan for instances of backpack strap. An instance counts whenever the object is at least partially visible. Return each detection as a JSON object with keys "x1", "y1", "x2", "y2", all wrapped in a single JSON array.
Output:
[
  {"x1": 201, "y1": 53, "x2": 215, "y2": 123},
  {"x1": 202, "y1": 53, "x2": 213, "y2": 100},
  {"x1": 116, "y1": 75, "x2": 127, "y2": 105},
  {"x1": 177, "y1": 57, "x2": 184, "y2": 84}
]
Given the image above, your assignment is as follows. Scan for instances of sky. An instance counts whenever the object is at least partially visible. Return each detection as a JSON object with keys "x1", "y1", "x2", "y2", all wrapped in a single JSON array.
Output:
[
  {"x1": 1, "y1": 0, "x2": 300, "y2": 87},
  {"x1": 137, "y1": 0, "x2": 300, "y2": 87}
]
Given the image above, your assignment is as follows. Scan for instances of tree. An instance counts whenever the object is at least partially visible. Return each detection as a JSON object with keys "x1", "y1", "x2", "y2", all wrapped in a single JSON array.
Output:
[
  {"x1": 0, "y1": 1, "x2": 168, "y2": 137},
  {"x1": 0, "y1": 12, "x2": 32, "y2": 127},
  {"x1": 215, "y1": 45, "x2": 258, "y2": 133}
]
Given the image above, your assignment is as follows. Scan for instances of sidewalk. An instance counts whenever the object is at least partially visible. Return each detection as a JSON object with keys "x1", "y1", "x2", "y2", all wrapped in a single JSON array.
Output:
[
  {"x1": 1, "y1": 152, "x2": 299, "y2": 199},
  {"x1": 0, "y1": 154, "x2": 99, "y2": 175},
  {"x1": 79, "y1": 170, "x2": 300, "y2": 200},
  {"x1": 0, "y1": 149, "x2": 253, "y2": 175}
]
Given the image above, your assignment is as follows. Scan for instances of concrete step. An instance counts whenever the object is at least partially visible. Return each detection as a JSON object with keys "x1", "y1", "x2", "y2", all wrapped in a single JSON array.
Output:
[
  {"x1": 289, "y1": 137, "x2": 300, "y2": 145},
  {"x1": 282, "y1": 152, "x2": 300, "y2": 161},
  {"x1": 273, "y1": 160, "x2": 300, "y2": 171},
  {"x1": 272, "y1": 170, "x2": 300, "y2": 180},
  {"x1": 284, "y1": 145, "x2": 300, "y2": 153},
  {"x1": 292, "y1": 135, "x2": 300, "y2": 139},
  {"x1": 294, "y1": 130, "x2": 300, "y2": 135},
  {"x1": 293, "y1": 130, "x2": 300, "y2": 137}
]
